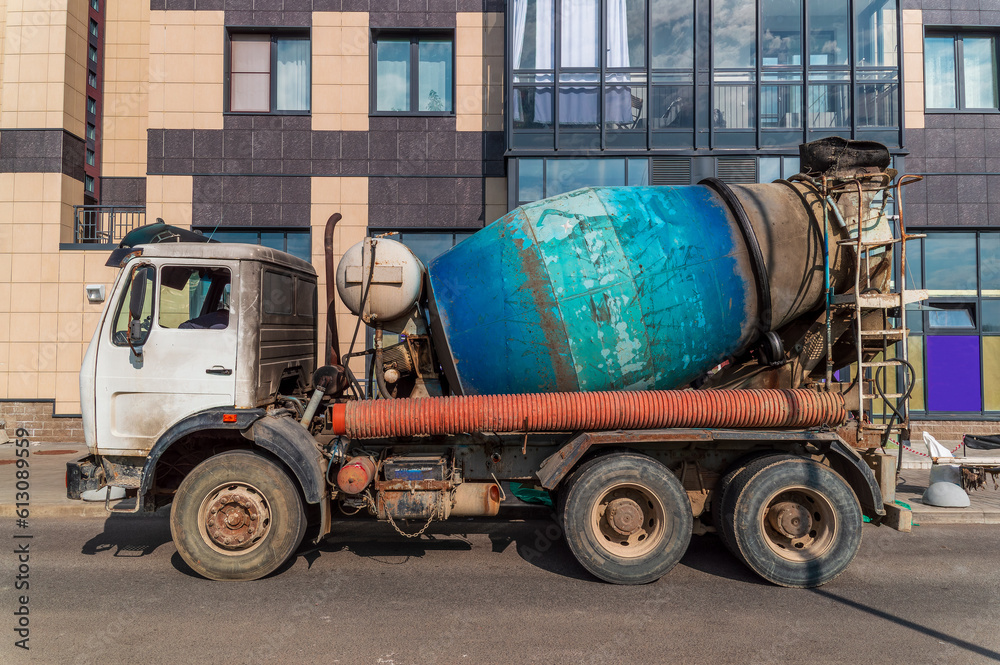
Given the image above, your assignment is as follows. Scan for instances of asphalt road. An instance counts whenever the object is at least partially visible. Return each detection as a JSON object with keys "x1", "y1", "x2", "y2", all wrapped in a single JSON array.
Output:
[{"x1": 1, "y1": 514, "x2": 999, "y2": 665}]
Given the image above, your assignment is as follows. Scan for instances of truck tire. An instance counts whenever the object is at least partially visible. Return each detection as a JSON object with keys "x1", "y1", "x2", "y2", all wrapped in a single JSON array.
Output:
[
  {"x1": 560, "y1": 452, "x2": 692, "y2": 585},
  {"x1": 712, "y1": 451, "x2": 792, "y2": 557},
  {"x1": 170, "y1": 450, "x2": 306, "y2": 581},
  {"x1": 722, "y1": 455, "x2": 862, "y2": 588}
]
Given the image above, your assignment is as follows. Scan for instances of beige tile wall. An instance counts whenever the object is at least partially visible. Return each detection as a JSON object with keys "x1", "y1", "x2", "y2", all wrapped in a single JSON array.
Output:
[
  {"x1": 0, "y1": 172, "x2": 116, "y2": 413},
  {"x1": 102, "y1": 0, "x2": 150, "y2": 177},
  {"x1": 456, "y1": 12, "x2": 503, "y2": 132},
  {"x1": 311, "y1": 176, "x2": 368, "y2": 374},
  {"x1": 312, "y1": 12, "x2": 369, "y2": 132},
  {"x1": 145, "y1": 174, "x2": 193, "y2": 227},
  {"x1": 0, "y1": 0, "x2": 7, "y2": 114},
  {"x1": 0, "y1": 0, "x2": 88, "y2": 136},
  {"x1": 902, "y1": 10, "x2": 924, "y2": 131},
  {"x1": 148, "y1": 10, "x2": 223, "y2": 131}
]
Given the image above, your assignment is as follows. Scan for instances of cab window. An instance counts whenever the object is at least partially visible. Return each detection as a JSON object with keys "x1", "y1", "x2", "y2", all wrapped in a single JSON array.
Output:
[
  {"x1": 158, "y1": 266, "x2": 232, "y2": 330},
  {"x1": 112, "y1": 265, "x2": 155, "y2": 346}
]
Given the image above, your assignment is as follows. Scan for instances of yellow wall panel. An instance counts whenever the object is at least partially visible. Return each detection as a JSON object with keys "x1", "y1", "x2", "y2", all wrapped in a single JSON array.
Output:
[{"x1": 908, "y1": 336, "x2": 926, "y2": 412}]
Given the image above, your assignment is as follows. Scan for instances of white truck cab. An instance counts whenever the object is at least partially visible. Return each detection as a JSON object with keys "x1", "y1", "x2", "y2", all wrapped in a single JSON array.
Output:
[{"x1": 75, "y1": 242, "x2": 319, "y2": 498}]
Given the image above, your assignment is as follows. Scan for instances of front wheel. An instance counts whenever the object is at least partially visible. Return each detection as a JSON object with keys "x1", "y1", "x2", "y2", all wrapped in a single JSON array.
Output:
[
  {"x1": 560, "y1": 452, "x2": 693, "y2": 585},
  {"x1": 170, "y1": 450, "x2": 306, "y2": 581},
  {"x1": 722, "y1": 456, "x2": 862, "y2": 588}
]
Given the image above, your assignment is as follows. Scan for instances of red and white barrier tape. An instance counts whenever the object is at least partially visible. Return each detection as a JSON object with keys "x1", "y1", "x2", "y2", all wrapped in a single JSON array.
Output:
[{"x1": 898, "y1": 440, "x2": 964, "y2": 458}]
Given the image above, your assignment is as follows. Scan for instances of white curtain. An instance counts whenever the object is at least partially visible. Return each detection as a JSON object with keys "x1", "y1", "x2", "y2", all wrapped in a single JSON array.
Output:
[
  {"x1": 419, "y1": 43, "x2": 451, "y2": 111},
  {"x1": 376, "y1": 41, "x2": 410, "y2": 112},
  {"x1": 605, "y1": 0, "x2": 632, "y2": 124},
  {"x1": 534, "y1": 0, "x2": 555, "y2": 123},
  {"x1": 513, "y1": 0, "x2": 528, "y2": 68},
  {"x1": 276, "y1": 40, "x2": 310, "y2": 112},
  {"x1": 557, "y1": 0, "x2": 598, "y2": 124},
  {"x1": 513, "y1": 0, "x2": 631, "y2": 125}
]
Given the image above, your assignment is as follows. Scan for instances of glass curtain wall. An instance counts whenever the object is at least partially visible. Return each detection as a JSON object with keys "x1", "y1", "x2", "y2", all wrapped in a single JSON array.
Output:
[
  {"x1": 512, "y1": 0, "x2": 649, "y2": 148},
  {"x1": 509, "y1": 0, "x2": 901, "y2": 150},
  {"x1": 901, "y1": 231, "x2": 1000, "y2": 417}
]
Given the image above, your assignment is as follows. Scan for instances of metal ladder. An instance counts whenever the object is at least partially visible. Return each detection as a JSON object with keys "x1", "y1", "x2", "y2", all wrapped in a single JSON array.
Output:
[{"x1": 830, "y1": 175, "x2": 925, "y2": 448}]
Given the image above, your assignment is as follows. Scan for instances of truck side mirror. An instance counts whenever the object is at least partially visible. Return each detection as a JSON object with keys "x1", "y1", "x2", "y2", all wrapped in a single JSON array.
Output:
[
  {"x1": 126, "y1": 267, "x2": 151, "y2": 353},
  {"x1": 129, "y1": 269, "x2": 147, "y2": 322}
]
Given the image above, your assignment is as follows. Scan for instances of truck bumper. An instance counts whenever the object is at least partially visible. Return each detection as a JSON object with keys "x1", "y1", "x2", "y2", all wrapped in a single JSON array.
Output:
[{"x1": 66, "y1": 454, "x2": 104, "y2": 500}]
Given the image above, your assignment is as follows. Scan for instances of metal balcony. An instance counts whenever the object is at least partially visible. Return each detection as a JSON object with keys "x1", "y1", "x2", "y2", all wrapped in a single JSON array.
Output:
[{"x1": 73, "y1": 205, "x2": 145, "y2": 244}]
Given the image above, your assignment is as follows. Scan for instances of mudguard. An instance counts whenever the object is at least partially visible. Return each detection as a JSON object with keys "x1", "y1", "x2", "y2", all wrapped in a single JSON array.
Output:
[
  {"x1": 825, "y1": 440, "x2": 885, "y2": 519},
  {"x1": 138, "y1": 407, "x2": 267, "y2": 504},
  {"x1": 244, "y1": 415, "x2": 326, "y2": 504}
]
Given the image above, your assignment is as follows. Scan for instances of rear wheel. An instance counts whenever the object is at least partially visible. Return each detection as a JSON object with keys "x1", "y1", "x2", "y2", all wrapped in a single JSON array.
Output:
[
  {"x1": 560, "y1": 452, "x2": 692, "y2": 585},
  {"x1": 723, "y1": 456, "x2": 862, "y2": 588},
  {"x1": 712, "y1": 451, "x2": 791, "y2": 557},
  {"x1": 170, "y1": 450, "x2": 306, "y2": 581}
]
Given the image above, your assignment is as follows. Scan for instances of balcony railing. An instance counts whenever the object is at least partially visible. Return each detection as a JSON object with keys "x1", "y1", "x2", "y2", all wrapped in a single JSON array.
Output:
[{"x1": 73, "y1": 205, "x2": 146, "y2": 244}]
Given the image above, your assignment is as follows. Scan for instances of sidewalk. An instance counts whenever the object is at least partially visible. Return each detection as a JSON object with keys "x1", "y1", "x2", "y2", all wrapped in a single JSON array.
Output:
[
  {"x1": 890, "y1": 441, "x2": 1000, "y2": 525},
  {"x1": 3, "y1": 439, "x2": 1000, "y2": 525},
  {"x1": 0, "y1": 440, "x2": 111, "y2": 518}
]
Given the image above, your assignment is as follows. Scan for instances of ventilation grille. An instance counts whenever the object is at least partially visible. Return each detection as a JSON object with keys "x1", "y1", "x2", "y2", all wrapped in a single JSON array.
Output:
[
  {"x1": 651, "y1": 157, "x2": 691, "y2": 186},
  {"x1": 716, "y1": 157, "x2": 758, "y2": 184}
]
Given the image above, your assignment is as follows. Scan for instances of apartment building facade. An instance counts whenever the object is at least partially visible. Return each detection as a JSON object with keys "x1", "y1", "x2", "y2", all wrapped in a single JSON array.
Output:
[{"x1": 0, "y1": 0, "x2": 996, "y2": 442}]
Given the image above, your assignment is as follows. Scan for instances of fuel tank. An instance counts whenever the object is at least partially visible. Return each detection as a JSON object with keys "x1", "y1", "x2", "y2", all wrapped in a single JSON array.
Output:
[{"x1": 426, "y1": 181, "x2": 856, "y2": 396}]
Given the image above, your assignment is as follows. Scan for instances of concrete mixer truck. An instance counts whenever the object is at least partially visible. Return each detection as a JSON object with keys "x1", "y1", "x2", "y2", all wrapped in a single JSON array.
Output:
[{"x1": 68, "y1": 137, "x2": 924, "y2": 587}]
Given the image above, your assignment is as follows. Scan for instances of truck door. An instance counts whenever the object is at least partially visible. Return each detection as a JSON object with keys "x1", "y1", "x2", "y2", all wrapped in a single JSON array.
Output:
[{"x1": 94, "y1": 261, "x2": 240, "y2": 455}]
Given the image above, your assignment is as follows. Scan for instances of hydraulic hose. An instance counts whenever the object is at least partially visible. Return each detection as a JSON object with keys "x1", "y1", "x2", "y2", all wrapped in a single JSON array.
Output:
[{"x1": 330, "y1": 388, "x2": 847, "y2": 439}]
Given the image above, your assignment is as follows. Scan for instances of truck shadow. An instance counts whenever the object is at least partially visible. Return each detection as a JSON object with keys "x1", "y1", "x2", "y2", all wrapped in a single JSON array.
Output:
[
  {"x1": 295, "y1": 516, "x2": 766, "y2": 585},
  {"x1": 81, "y1": 513, "x2": 173, "y2": 558},
  {"x1": 82, "y1": 513, "x2": 765, "y2": 586},
  {"x1": 679, "y1": 534, "x2": 768, "y2": 585}
]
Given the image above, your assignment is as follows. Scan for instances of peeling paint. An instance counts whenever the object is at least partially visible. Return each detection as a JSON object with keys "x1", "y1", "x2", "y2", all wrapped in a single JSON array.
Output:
[{"x1": 427, "y1": 186, "x2": 754, "y2": 395}]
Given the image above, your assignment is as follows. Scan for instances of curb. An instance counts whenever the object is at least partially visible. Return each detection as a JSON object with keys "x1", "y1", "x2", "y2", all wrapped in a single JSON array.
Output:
[
  {"x1": 904, "y1": 509, "x2": 1000, "y2": 525},
  {"x1": 0, "y1": 503, "x2": 141, "y2": 519}
]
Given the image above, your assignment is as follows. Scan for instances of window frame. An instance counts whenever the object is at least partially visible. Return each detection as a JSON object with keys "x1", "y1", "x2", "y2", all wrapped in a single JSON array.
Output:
[
  {"x1": 191, "y1": 227, "x2": 312, "y2": 262},
  {"x1": 923, "y1": 29, "x2": 1000, "y2": 113},
  {"x1": 224, "y1": 28, "x2": 312, "y2": 116},
  {"x1": 507, "y1": 0, "x2": 903, "y2": 152},
  {"x1": 157, "y1": 265, "x2": 233, "y2": 330},
  {"x1": 370, "y1": 28, "x2": 456, "y2": 117},
  {"x1": 901, "y1": 229, "x2": 1000, "y2": 419}
]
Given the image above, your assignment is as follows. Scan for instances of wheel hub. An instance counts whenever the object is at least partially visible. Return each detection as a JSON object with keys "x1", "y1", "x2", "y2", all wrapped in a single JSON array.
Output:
[
  {"x1": 204, "y1": 489, "x2": 268, "y2": 551},
  {"x1": 606, "y1": 498, "x2": 643, "y2": 536},
  {"x1": 767, "y1": 501, "x2": 811, "y2": 539}
]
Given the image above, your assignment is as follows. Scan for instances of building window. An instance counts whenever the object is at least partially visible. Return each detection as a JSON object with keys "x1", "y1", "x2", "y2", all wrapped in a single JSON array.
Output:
[
  {"x1": 372, "y1": 31, "x2": 454, "y2": 114},
  {"x1": 192, "y1": 228, "x2": 311, "y2": 262},
  {"x1": 87, "y1": 97, "x2": 97, "y2": 115},
  {"x1": 88, "y1": 71, "x2": 97, "y2": 88},
  {"x1": 924, "y1": 32, "x2": 999, "y2": 111},
  {"x1": 89, "y1": 45, "x2": 98, "y2": 63},
  {"x1": 91, "y1": 0, "x2": 99, "y2": 10},
  {"x1": 90, "y1": 18, "x2": 99, "y2": 37},
  {"x1": 86, "y1": 123, "x2": 96, "y2": 140},
  {"x1": 86, "y1": 149, "x2": 95, "y2": 166},
  {"x1": 85, "y1": 175, "x2": 95, "y2": 193},
  {"x1": 227, "y1": 33, "x2": 310, "y2": 114},
  {"x1": 509, "y1": 0, "x2": 901, "y2": 150},
  {"x1": 514, "y1": 158, "x2": 650, "y2": 205},
  {"x1": 901, "y1": 230, "x2": 1000, "y2": 416}
]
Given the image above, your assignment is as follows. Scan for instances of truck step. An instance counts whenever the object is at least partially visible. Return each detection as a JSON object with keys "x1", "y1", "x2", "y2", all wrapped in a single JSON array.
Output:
[
  {"x1": 860, "y1": 423, "x2": 907, "y2": 432},
  {"x1": 859, "y1": 328, "x2": 908, "y2": 338},
  {"x1": 837, "y1": 237, "x2": 901, "y2": 248},
  {"x1": 832, "y1": 290, "x2": 928, "y2": 308},
  {"x1": 861, "y1": 360, "x2": 904, "y2": 368}
]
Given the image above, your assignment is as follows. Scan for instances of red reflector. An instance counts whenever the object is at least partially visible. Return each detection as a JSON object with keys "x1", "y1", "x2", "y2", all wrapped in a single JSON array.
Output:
[{"x1": 222, "y1": 414, "x2": 238, "y2": 423}]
